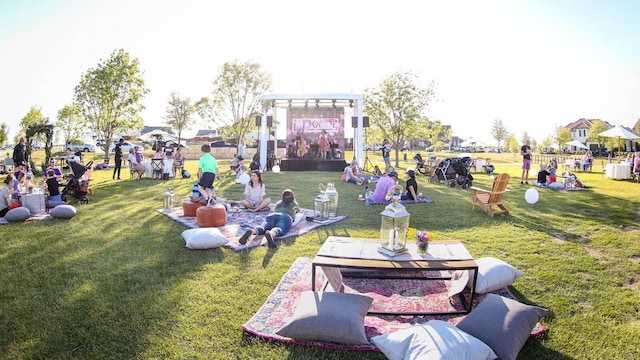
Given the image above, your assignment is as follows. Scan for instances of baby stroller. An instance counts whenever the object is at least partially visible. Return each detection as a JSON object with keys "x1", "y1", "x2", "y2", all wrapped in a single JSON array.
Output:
[
  {"x1": 433, "y1": 157, "x2": 474, "y2": 188},
  {"x1": 414, "y1": 153, "x2": 439, "y2": 176},
  {"x1": 61, "y1": 160, "x2": 93, "y2": 204}
]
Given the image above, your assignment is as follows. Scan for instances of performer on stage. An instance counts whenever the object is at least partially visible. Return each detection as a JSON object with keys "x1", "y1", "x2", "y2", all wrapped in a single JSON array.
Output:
[
  {"x1": 298, "y1": 136, "x2": 307, "y2": 159},
  {"x1": 318, "y1": 130, "x2": 329, "y2": 160}
]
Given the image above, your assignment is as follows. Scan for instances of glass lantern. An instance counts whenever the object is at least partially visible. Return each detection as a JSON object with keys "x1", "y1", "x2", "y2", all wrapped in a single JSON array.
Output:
[
  {"x1": 163, "y1": 187, "x2": 174, "y2": 211},
  {"x1": 378, "y1": 186, "x2": 410, "y2": 256},
  {"x1": 325, "y1": 182, "x2": 339, "y2": 218},
  {"x1": 313, "y1": 194, "x2": 330, "y2": 223}
]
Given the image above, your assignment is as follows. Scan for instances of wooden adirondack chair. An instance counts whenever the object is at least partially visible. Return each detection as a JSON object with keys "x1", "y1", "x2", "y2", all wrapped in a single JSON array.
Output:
[{"x1": 471, "y1": 173, "x2": 510, "y2": 217}]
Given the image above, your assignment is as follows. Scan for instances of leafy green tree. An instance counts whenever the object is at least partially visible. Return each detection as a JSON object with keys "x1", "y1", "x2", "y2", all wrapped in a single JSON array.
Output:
[
  {"x1": 364, "y1": 71, "x2": 436, "y2": 167},
  {"x1": 197, "y1": 60, "x2": 272, "y2": 142},
  {"x1": 555, "y1": 126, "x2": 572, "y2": 151},
  {"x1": 164, "y1": 92, "x2": 196, "y2": 145},
  {"x1": 56, "y1": 105, "x2": 85, "y2": 149},
  {"x1": 18, "y1": 106, "x2": 45, "y2": 144},
  {"x1": 491, "y1": 118, "x2": 508, "y2": 153},
  {"x1": 520, "y1": 131, "x2": 531, "y2": 145},
  {"x1": 507, "y1": 134, "x2": 519, "y2": 155},
  {"x1": 427, "y1": 121, "x2": 451, "y2": 151},
  {"x1": 0, "y1": 122, "x2": 9, "y2": 148},
  {"x1": 74, "y1": 49, "x2": 149, "y2": 157},
  {"x1": 588, "y1": 119, "x2": 610, "y2": 154}
]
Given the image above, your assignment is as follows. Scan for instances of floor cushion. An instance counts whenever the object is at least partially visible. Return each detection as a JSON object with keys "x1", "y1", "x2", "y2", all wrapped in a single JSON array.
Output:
[
  {"x1": 182, "y1": 228, "x2": 229, "y2": 249},
  {"x1": 50, "y1": 204, "x2": 77, "y2": 219},
  {"x1": 276, "y1": 291, "x2": 373, "y2": 345},
  {"x1": 456, "y1": 294, "x2": 548, "y2": 360},
  {"x1": 372, "y1": 320, "x2": 497, "y2": 360},
  {"x1": 4, "y1": 207, "x2": 31, "y2": 222},
  {"x1": 196, "y1": 204, "x2": 227, "y2": 227},
  {"x1": 183, "y1": 201, "x2": 205, "y2": 217}
]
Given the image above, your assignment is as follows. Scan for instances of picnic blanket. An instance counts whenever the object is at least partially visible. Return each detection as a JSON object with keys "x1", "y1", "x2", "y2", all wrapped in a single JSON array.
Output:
[
  {"x1": 157, "y1": 207, "x2": 347, "y2": 251},
  {"x1": 242, "y1": 257, "x2": 546, "y2": 351}
]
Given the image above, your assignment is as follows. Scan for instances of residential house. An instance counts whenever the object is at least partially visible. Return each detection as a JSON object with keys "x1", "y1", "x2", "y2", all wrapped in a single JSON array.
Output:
[{"x1": 191, "y1": 129, "x2": 222, "y2": 142}]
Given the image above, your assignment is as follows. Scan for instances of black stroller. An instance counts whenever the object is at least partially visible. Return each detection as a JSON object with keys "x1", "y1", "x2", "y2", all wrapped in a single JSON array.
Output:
[
  {"x1": 413, "y1": 153, "x2": 438, "y2": 176},
  {"x1": 433, "y1": 157, "x2": 474, "y2": 188},
  {"x1": 61, "y1": 160, "x2": 93, "y2": 204}
]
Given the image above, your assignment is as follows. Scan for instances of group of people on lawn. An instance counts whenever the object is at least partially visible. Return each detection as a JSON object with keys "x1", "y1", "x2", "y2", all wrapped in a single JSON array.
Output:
[{"x1": 118, "y1": 139, "x2": 185, "y2": 180}]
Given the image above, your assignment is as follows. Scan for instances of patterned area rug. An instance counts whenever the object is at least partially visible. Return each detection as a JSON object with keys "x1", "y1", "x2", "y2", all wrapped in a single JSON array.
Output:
[
  {"x1": 365, "y1": 197, "x2": 435, "y2": 205},
  {"x1": 157, "y1": 208, "x2": 347, "y2": 252},
  {"x1": 0, "y1": 212, "x2": 53, "y2": 225},
  {"x1": 242, "y1": 257, "x2": 546, "y2": 351}
]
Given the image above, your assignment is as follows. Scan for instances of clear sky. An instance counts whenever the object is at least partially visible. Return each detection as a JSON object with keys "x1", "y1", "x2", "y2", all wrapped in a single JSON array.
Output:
[{"x1": 2, "y1": 0, "x2": 640, "y2": 145}]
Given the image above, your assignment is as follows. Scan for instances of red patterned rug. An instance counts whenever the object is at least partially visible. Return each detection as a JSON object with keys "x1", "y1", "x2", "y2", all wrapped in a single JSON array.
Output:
[
  {"x1": 157, "y1": 208, "x2": 347, "y2": 252},
  {"x1": 242, "y1": 257, "x2": 546, "y2": 351}
]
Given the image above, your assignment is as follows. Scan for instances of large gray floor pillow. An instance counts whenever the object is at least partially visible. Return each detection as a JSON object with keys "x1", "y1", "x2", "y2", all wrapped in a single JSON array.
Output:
[
  {"x1": 4, "y1": 207, "x2": 31, "y2": 222},
  {"x1": 50, "y1": 204, "x2": 77, "y2": 219}
]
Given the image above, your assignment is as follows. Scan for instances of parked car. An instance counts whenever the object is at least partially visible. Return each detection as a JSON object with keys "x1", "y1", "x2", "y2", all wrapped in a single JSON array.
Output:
[
  {"x1": 66, "y1": 142, "x2": 95, "y2": 152},
  {"x1": 210, "y1": 141, "x2": 236, "y2": 148},
  {"x1": 109, "y1": 141, "x2": 136, "y2": 153},
  {"x1": 152, "y1": 140, "x2": 187, "y2": 151}
]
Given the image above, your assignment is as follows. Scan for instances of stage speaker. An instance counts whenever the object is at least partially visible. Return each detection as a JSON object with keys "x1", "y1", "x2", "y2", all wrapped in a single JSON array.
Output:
[
  {"x1": 351, "y1": 116, "x2": 369, "y2": 128},
  {"x1": 255, "y1": 116, "x2": 273, "y2": 127}
]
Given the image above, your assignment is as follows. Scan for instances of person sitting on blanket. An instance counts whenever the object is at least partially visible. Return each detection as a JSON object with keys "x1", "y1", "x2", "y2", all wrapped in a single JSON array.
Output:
[
  {"x1": 190, "y1": 182, "x2": 227, "y2": 207},
  {"x1": 227, "y1": 170, "x2": 272, "y2": 212},
  {"x1": 373, "y1": 165, "x2": 383, "y2": 177},
  {"x1": 369, "y1": 169, "x2": 399, "y2": 203},
  {"x1": 238, "y1": 189, "x2": 299, "y2": 249},
  {"x1": 533, "y1": 163, "x2": 550, "y2": 187},
  {"x1": 345, "y1": 162, "x2": 367, "y2": 185},
  {"x1": 400, "y1": 169, "x2": 418, "y2": 201}
]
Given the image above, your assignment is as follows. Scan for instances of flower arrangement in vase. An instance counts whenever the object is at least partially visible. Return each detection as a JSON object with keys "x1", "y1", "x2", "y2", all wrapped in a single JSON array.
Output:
[{"x1": 415, "y1": 230, "x2": 432, "y2": 254}]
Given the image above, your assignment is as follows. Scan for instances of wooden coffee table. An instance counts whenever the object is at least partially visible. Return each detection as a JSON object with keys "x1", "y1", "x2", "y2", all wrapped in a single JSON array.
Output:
[{"x1": 311, "y1": 236, "x2": 478, "y2": 315}]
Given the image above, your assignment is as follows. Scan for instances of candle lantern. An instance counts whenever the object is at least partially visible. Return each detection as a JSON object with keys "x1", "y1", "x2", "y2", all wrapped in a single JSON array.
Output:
[
  {"x1": 313, "y1": 194, "x2": 330, "y2": 223},
  {"x1": 325, "y1": 182, "x2": 339, "y2": 218},
  {"x1": 378, "y1": 185, "x2": 410, "y2": 256},
  {"x1": 163, "y1": 186, "x2": 174, "y2": 211}
]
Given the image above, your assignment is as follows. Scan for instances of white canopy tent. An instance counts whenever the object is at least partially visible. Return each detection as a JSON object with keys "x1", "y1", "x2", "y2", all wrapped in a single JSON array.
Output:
[
  {"x1": 565, "y1": 140, "x2": 589, "y2": 150},
  {"x1": 259, "y1": 93, "x2": 364, "y2": 172}
]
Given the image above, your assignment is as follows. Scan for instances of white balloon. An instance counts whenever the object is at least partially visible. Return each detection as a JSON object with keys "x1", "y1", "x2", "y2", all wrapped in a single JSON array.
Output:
[
  {"x1": 525, "y1": 188, "x2": 539, "y2": 204},
  {"x1": 272, "y1": 165, "x2": 281, "y2": 173},
  {"x1": 489, "y1": 175, "x2": 495, "y2": 181},
  {"x1": 238, "y1": 173, "x2": 251, "y2": 185}
]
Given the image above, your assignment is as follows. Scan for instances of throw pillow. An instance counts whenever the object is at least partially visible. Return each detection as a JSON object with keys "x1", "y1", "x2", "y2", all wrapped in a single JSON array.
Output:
[
  {"x1": 276, "y1": 291, "x2": 373, "y2": 345},
  {"x1": 182, "y1": 228, "x2": 229, "y2": 249},
  {"x1": 467, "y1": 257, "x2": 524, "y2": 294},
  {"x1": 4, "y1": 207, "x2": 31, "y2": 222},
  {"x1": 457, "y1": 294, "x2": 548, "y2": 360},
  {"x1": 372, "y1": 320, "x2": 497, "y2": 360},
  {"x1": 50, "y1": 204, "x2": 77, "y2": 219}
]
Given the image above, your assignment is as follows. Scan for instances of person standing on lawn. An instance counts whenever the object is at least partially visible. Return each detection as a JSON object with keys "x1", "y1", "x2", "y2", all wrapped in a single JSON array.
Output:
[
  {"x1": 197, "y1": 143, "x2": 221, "y2": 207},
  {"x1": 520, "y1": 139, "x2": 532, "y2": 185},
  {"x1": 113, "y1": 138, "x2": 124, "y2": 180}
]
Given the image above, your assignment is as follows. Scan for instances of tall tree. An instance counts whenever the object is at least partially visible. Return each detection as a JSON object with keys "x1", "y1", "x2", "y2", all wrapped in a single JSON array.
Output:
[
  {"x1": 555, "y1": 126, "x2": 572, "y2": 151},
  {"x1": 520, "y1": 131, "x2": 531, "y2": 145},
  {"x1": 18, "y1": 106, "x2": 45, "y2": 143},
  {"x1": 364, "y1": 71, "x2": 436, "y2": 167},
  {"x1": 491, "y1": 118, "x2": 508, "y2": 152},
  {"x1": 0, "y1": 122, "x2": 9, "y2": 148},
  {"x1": 56, "y1": 105, "x2": 85, "y2": 149},
  {"x1": 197, "y1": 60, "x2": 272, "y2": 142},
  {"x1": 588, "y1": 119, "x2": 610, "y2": 154},
  {"x1": 507, "y1": 134, "x2": 520, "y2": 155},
  {"x1": 74, "y1": 49, "x2": 149, "y2": 157},
  {"x1": 164, "y1": 92, "x2": 196, "y2": 145}
]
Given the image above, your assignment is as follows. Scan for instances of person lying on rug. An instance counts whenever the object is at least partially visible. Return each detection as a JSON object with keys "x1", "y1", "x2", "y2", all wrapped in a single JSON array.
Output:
[
  {"x1": 400, "y1": 169, "x2": 418, "y2": 202},
  {"x1": 227, "y1": 170, "x2": 272, "y2": 212},
  {"x1": 238, "y1": 189, "x2": 299, "y2": 249},
  {"x1": 368, "y1": 169, "x2": 399, "y2": 204}
]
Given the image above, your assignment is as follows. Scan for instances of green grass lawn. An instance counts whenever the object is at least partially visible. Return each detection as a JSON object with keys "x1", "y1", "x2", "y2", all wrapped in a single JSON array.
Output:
[{"x1": 1, "y1": 152, "x2": 639, "y2": 359}]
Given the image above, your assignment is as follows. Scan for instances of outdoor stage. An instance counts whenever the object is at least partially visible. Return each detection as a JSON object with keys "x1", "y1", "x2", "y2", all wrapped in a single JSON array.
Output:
[{"x1": 279, "y1": 159, "x2": 347, "y2": 172}]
